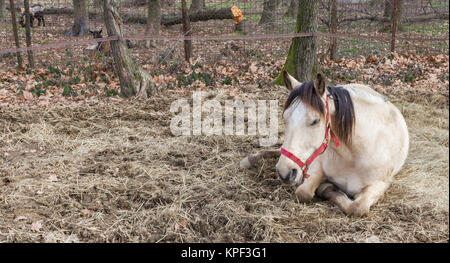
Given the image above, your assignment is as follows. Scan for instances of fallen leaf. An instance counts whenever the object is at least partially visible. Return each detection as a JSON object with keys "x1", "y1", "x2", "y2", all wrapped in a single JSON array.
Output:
[{"x1": 249, "y1": 63, "x2": 258, "y2": 73}]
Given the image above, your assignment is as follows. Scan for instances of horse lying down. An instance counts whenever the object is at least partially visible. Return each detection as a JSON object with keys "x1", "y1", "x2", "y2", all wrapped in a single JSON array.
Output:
[
  {"x1": 241, "y1": 71, "x2": 409, "y2": 217},
  {"x1": 19, "y1": 4, "x2": 45, "y2": 28}
]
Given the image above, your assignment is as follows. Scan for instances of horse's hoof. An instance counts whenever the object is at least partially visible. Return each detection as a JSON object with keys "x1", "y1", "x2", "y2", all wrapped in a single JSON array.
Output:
[{"x1": 348, "y1": 201, "x2": 370, "y2": 217}]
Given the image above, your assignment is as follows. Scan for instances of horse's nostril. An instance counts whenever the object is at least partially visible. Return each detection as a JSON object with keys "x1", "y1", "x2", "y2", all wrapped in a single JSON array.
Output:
[
  {"x1": 277, "y1": 168, "x2": 289, "y2": 183},
  {"x1": 289, "y1": 169, "x2": 297, "y2": 182}
]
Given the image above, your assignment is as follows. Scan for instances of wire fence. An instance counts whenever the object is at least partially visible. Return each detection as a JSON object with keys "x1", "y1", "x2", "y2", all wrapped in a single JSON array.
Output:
[{"x1": 0, "y1": 0, "x2": 448, "y2": 75}]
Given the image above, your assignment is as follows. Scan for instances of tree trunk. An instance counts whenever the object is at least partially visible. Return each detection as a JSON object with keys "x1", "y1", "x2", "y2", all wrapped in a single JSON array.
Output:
[
  {"x1": 383, "y1": 0, "x2": 404, "y2": 31},
  {"x1": 94, "y1": 0, "x2": 102, "y2": 9},
  {"x1": 103, "y1": 0, "x2": 156, "y2": 98},
  {"x1": 189, "y1": 0, "x2": 205, "y2": 11},
  {"x1": 43, "y1": 6, "x2": 244, "y2": 26},
  {"x1": 329, "y1": 0, "x2": 337, "y2": 61},
  {"x1": 67, "y1": 0, "x2": 90, "y2": 36},
  {"x1": 391, "y1": 0, "x2": 398, "y2": 52},
  {"x1": 24, "y1": 0, "x2": 34, "y2": 68},
  {"x1": 383, "y1": 0, "x2": 392, "y2": 17},
  {"x1": 160, "y1": 7, "x2": 239, "y2": 26},
  {"x1": 145, "y1": 0, "x2": 161, "y2": 48},
  {"x1": 259, "y1": 0, "x2": 280, "y2": 26},
  {"x1": 0, "y1": 0, "x2": 5, "y2": 19},
  {"x1": 284, "y1": 0, "x2": 298, "y2": 17},
  {"x1": 9, "y1": 0, "x2": 23, "y2": 69},
  {"x1": 275, "y1": 0, "x2": 318, "y2": 84},
  {"x1": 182, "y1": 0, "x2": 192, "y2": 62},
  {"x1": 396, "y1": 0, "x2": 404, "y2": 30}
]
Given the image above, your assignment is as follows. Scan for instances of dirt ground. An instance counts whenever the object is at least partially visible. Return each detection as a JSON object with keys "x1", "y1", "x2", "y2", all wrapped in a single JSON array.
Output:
[{"x1": 0, "y1": 84, "x2": 448, "y2": 243}]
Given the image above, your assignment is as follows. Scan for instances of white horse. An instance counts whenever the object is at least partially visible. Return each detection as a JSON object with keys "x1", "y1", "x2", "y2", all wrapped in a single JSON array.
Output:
[{"x1": 241, "y1": 71, "x2": 409, "y2": 217}]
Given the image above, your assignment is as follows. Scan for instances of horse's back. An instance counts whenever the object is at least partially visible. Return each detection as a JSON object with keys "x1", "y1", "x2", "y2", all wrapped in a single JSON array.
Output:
[{"x1": 343, "y1": 83, "x2": 409, "y2": 176}]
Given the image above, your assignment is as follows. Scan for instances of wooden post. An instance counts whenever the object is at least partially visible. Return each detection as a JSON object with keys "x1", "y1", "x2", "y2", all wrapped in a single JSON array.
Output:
[
  {"x1": 329, "y1": 0, "x2": 337, "y2": 61},
  {"x1": 181, "y1": 0, "x2": 192, "y2": 62},
  {"x1": 9, "y1": 0, "x2": 23, "y2": 69},
  {"x1": 24, "y1": 0, "x2": 34, "y2": 68},
  {"x1": 390, "y1": 0, "x2": 398, "y2": 52}
]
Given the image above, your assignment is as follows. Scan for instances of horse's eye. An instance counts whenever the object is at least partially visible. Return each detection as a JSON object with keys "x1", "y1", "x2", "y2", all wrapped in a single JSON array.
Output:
[{"x1": 310, "y1": 119, "x2": 319, "y2": 126}]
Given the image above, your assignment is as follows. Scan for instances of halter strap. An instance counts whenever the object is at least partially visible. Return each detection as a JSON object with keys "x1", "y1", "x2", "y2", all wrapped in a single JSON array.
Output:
[{"x1": 281, "y1": 95, "x2": 339, "y2": 180}]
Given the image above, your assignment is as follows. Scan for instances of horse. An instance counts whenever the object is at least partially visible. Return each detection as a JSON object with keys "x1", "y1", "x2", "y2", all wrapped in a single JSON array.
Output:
[
  {"x1": 240, "y1": 71, "x2": 409, "y2": 217},
  {"x1": 19, "y1": 4, "x2": 45, "y2": 28}
]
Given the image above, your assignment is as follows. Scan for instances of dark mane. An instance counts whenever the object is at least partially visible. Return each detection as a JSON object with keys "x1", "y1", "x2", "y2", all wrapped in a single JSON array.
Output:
[
  {"x1": 284, "y1": 83, "x2": 356, "y2": 146},
  {"x1": 284, "y1": 81, "x2": 324, "y2": 116}
]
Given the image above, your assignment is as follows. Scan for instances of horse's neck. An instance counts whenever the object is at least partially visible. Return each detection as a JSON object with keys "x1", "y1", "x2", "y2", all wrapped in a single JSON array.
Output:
[{"x1": 341, "y1": 84, "x2": 388, "y2": 104}]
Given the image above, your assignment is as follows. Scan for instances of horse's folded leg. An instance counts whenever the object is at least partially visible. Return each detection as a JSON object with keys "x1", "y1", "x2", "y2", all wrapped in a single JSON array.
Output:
[
  {"x1": 316, "y1": 182, "x2": 352, "y2": 215},
  {"x1": 348, "y1": 180, "x2": 390, "y2": 217},
  {"x1": 239, "y1": 150, "x2": 280, "y2": 169}
]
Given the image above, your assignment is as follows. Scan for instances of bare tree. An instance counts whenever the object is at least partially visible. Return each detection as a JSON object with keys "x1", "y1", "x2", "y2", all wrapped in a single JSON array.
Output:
[
  {"x1": 259, "y1": 0, "x2": 280, "y2": 26},
  {"x1": 182, "y1": 0, "x2": 192, "y2": 61},
  {"x1": 395, "y1": 0, "x2": 404, "y2": 30},
  {"x1": 190, "y1": 0, "x2": 205, "y2": 11},
  {"x1": 145, "y1": 0, "x2": 161, "y2": 48},
  {"x1": 9, "y1": 0, "x2": 23, "y2": 68},
  {"x1": 67, "y1": 0, "x2": 90, "y2": 36},
  {"x1": 103, "y1": 0, "x2": 156, "y2": 98},
  {"x1": 275, "y1": 0, "x2": 318, "y2": 84},
  {"x1": 284, "y1": 0, "x2": 298, "y2": 17},
  {"x1": 24, "y1": 0, "x2": 34, "y2": 68}
]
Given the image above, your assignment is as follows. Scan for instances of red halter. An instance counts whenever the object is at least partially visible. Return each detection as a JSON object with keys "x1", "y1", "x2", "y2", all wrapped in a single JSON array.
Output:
[{"x1": 281, "y1": 95, "x2": 339, "y2": 180}]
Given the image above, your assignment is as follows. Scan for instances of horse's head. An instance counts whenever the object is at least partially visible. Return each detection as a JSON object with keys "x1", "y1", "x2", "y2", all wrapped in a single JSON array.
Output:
[{"x1": 276, "y1": 71, "x2": 328, "y2": 185}]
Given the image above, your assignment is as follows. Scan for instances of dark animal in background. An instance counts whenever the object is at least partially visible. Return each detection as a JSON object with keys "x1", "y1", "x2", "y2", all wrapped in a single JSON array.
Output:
[
  {"x1": 89, "y1": 29, "x2": 133, "y2": 53},
  {"x1": 89, "y1": 29, "x2": 111, "y2": 55},
  {"x1": 19, "y1": 4, "x2": 45, "y2": 28}
]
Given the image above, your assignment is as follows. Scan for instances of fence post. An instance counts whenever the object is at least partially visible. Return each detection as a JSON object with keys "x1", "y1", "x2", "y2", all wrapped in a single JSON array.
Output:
[
  {"x1": 390, "y1": 0, "x2": 398, "y2": 53},
  {"x1": 181, "y1": 0, "x2": 192, "y2": 62},
  {"x1": 24, "y1": 0, "x2": 34, "y2": 68},
  {"x1": 8, "y1": 0, "x2": 23, "y2": 69}
]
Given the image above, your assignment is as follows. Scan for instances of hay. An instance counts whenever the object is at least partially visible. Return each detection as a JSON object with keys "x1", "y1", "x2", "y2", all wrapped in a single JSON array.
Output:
[{"x1": 0, "y1": 87, "x2": 448, "y2": 243}]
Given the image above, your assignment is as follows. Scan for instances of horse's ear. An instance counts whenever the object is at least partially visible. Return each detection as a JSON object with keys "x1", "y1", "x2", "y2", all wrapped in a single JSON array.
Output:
[
  {"x1": 283, "y1": 70, "x2": 301, "y2": 90},
  {"x1": 314, "y1": 73, "x2": 326, "y2": 96}
]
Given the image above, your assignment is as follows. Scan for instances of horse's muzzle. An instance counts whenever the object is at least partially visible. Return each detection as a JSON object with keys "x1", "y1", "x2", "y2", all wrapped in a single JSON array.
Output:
[{"x1": 277, "y1": 168, "x2": 298, "y2": 184}]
